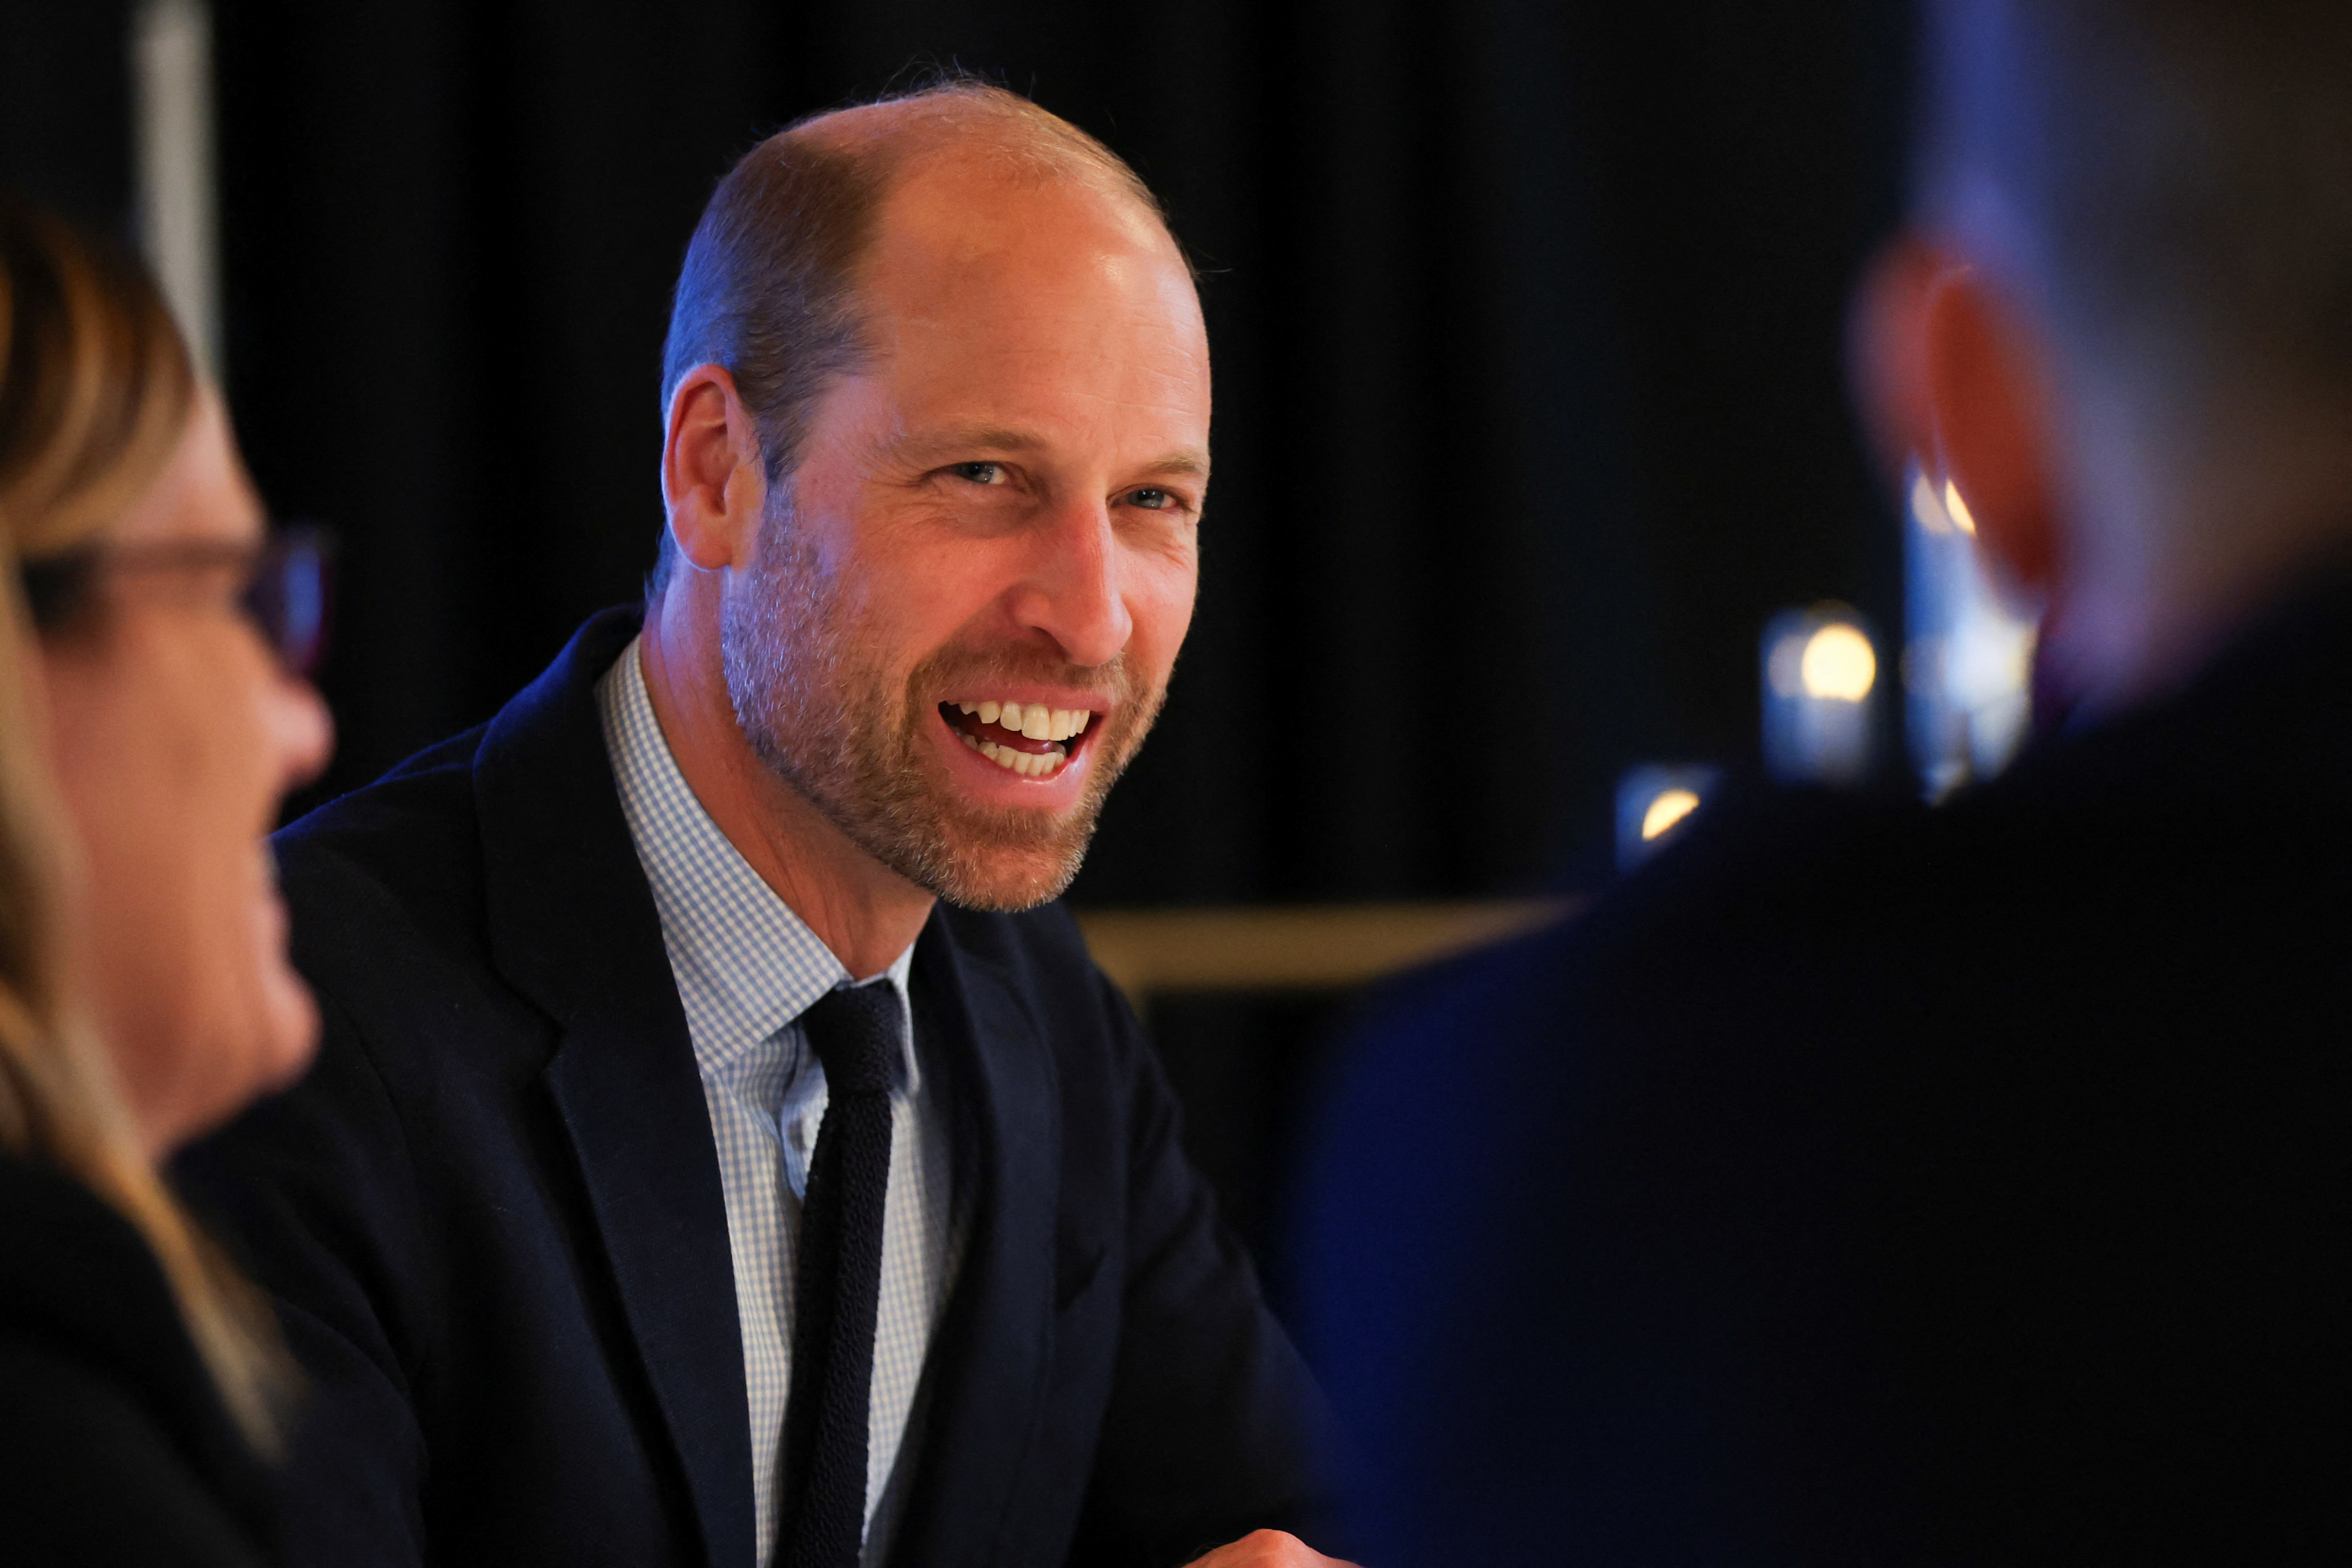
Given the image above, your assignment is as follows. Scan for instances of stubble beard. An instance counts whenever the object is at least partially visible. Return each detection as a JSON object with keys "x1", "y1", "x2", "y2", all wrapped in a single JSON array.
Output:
[{"x1": 719, "y1": 496, "x2": 1165, "y2": 912}]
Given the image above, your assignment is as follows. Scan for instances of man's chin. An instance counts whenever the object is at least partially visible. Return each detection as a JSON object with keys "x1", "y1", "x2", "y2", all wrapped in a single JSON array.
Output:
[
  {"x1": 910, "y1": 836, "x2": 1090, "y2": 913},
  {"x1": 870, "y1": 805, "x2": 1096, "y2": 913}
]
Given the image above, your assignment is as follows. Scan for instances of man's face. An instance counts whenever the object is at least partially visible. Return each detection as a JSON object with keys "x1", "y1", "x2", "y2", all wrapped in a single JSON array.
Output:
[{"x1": 720, "y1": 159, "x2": 1209, "y2": 911}]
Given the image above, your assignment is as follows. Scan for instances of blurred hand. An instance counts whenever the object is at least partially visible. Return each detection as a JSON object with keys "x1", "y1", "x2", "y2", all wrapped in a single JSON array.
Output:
[{"x1": 1181, "y1": 1529, "x2": 1359, "y2": 1568}]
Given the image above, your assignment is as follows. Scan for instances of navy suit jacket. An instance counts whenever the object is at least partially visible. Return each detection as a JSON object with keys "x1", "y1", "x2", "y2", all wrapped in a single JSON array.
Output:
[
  {"x1": 1299, "y1": 575, "x2": 2352, "y2": 1563},
  {"x1": 180, "y1": 608, "x2": 1327, "y2": 1568}
]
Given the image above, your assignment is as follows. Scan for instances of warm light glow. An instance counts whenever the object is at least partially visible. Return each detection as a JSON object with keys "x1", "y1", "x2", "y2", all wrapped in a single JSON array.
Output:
[
  {"x1": 1911, "y1": 472, "x2": 1948, "y2": 534},
  {"x1": 1801, "y1": 623, "x2": 1878, "y2": 701},
  {"x1": 1640, "y1": 787, "x2": 1701, "y2": 841},
  {"x1": 1942, "y1": 479, "x2": 1978, "y2": 536}
]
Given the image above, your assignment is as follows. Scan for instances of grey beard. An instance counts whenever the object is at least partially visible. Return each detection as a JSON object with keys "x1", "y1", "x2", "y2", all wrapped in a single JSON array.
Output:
[{"x1": 717, "y1": 498, "x2": 1151, "y2": 912}]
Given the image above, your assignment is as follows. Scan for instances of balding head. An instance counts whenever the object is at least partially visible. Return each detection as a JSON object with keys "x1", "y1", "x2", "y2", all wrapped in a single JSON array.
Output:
[
  {"x1": 1918, "y1": 0, "x2": 2352, "y2": 413},
  {"x1": 652, "y1": 83, "x2": 1181, "y2": 593}
]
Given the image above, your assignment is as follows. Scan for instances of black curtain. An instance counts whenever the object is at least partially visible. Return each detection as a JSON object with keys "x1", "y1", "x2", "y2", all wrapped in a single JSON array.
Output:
[
  {"x1": 7, "y1": 0, "x2": 1908, "y2": 1299},
  {"x1": 0, "y1": 1, "x2": 134, "y2": 230},
  {"x1": 198, "y1": 0, "x2": 1909, "y2": 904}
]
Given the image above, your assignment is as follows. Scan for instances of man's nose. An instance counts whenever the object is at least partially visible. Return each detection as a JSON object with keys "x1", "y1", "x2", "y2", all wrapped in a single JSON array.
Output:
[{"x1": 1009, "y1": 500, "x2": 1133, "y2": 669}]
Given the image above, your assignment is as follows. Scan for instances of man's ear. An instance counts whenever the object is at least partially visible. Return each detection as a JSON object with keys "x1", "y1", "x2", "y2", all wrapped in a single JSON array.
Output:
[
  {"x1": 1848, "y1": 233, "x2": 1941, "y2": 485},
  {"x1": 661, "y1": 364, "x2": 768, "y2": 572},
  {"x1": 1917, "y1": 257, "x2": 2060, "y2": 593},
  {"x1": 1852, "y1": 234, "x2": 2062, "y2": 596}
]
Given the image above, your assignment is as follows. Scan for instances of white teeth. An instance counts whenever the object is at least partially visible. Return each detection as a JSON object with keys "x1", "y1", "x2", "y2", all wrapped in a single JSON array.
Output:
[
  {"x1": 961, "y1": 732, "x2": 981, "y2": 751},
  {"x1": 961, "y1": 697, "x2": 1092, "y2": 754},
  {"x1": 971, "y1": 737, "x2": 1071, "y2": 778},
  {"x1": 966, "y1": 699, "x2": 1097, "y2": 740}
]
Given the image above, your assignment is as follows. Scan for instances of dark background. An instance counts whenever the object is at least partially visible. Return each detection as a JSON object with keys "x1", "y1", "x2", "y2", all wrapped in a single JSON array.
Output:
[{"x1": 4, "y1": 0, "x2": 1911, "y2": 1300}]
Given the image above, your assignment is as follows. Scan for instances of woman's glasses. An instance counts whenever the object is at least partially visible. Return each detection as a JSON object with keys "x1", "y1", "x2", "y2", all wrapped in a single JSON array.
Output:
[{"x1": 18, "y1": 525, "x2": 334, "y2": 676}]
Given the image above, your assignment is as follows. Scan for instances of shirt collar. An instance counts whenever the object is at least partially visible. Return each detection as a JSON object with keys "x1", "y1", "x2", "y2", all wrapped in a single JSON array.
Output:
[{"x1": 596, "y1": 635, "x2": 920, "y2": 1091}]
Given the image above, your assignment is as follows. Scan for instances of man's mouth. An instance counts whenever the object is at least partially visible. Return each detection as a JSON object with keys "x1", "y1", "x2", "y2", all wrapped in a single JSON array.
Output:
[{"x1": 938, "y1": 698, "x2": 1099, "y2": 779}]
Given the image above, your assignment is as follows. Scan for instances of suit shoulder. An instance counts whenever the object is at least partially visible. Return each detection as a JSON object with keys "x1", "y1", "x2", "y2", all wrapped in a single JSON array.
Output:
[
  {"x1": 1370, "y1": 785, "x2": 1921, "y2": 1028},
  {"x1": 1322, "y1": 784, "x2": 1937, "y2": 1181},
  {"x1": 273, "y1": 725, "x2": 494, "y2": 987},
  {"x1": 279, "y1": 726, "x2": 486, "y2": 869}
]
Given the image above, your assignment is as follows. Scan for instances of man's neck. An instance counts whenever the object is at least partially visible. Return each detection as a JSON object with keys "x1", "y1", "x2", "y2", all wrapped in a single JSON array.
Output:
[
  {"x1": 2047, "y1": 387, "x2": 2352, "y2": 718},
  {"x1": 637, "y1": 582, "x2": 935, "y2": 980}
]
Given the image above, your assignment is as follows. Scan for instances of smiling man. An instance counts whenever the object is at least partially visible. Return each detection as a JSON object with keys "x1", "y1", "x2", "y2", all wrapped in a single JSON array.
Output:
[{"x1": 180, "y1": 84, "x2": 1339, "y2": 1568}]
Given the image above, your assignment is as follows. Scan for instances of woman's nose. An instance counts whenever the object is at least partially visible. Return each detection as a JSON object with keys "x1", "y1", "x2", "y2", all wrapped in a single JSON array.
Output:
[{"x1": 270, "y1": 672, "x2": 335, "y2": 798}]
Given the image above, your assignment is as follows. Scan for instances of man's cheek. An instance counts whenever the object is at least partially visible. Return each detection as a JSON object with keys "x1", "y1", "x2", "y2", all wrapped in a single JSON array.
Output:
[{"x1": 1134, "y1": 584, "x2": 1197, "y2": 677}]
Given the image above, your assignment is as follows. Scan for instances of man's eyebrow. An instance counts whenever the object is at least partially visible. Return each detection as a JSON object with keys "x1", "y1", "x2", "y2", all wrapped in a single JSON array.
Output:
[
  {"x1": 888, "y1": 426, "x2": 1211, "y2": 481},
  {"x1": 889, "y1": 425, "x2": 1049, "y2": 463},
  {"x1": 1142, "y1": 450, "x2": 1212, "y2": 481}
]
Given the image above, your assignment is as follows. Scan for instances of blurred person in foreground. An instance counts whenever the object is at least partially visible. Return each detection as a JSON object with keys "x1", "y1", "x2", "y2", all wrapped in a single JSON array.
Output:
[
  {"x1": 1299, "y1": 1, "x2": 2352, "y2": 1561},
  {"x1": 0, "y1": 194, "x2": 334, "y2": 1562},
  {"x1": 180, "y1": 80, "x2": 1342, "y2": 1568}
]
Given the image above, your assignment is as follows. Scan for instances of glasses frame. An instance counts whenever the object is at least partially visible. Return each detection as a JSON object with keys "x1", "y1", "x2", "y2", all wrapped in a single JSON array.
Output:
[{"x1": 17, "y1": 524, "x2": 335, "y2": 677}]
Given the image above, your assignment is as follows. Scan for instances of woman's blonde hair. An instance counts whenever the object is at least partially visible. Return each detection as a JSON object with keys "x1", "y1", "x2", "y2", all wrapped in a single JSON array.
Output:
[{"x1": 0, "y1": 192, "x2": 292, "y2": 1454}]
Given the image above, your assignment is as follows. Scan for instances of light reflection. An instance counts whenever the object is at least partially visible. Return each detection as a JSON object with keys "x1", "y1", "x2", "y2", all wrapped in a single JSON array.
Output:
[
  {"x1": 1911, "y1": 472, "x2": 1949, "y2": 534},
  {"x1": 1942, "y1": 478, "x2": 1978, "y2": 536},
  {"x1": 1616, "y1": 765, "x2": 1719, "y2": 872},
  {"x1": 1762, "y1": 605, "x2": 1879, "y2": 786},
  {"x1": 1640, "y1": 788, "x2": 1700, "y2": 841},
  {"x1": 1799, "y1": 623, "x2": 1877, "y2": 702},
  {"x1": 1907, "y1": 459, "x2": 2039, "y2": 799}
]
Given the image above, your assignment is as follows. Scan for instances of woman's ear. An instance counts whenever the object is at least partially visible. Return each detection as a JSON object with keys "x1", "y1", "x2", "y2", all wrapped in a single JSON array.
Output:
[{"x1": 1918, "y1": 259, "x2": 2061, "y2": 593}]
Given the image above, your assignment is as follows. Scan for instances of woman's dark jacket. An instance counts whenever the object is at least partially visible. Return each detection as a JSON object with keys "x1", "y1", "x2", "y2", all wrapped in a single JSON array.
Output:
[{"x1": 0, "y1": 1150, "x2": 277, "y2": 1565}]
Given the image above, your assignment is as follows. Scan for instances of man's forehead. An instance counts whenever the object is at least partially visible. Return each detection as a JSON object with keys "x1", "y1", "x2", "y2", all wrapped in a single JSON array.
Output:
[
  {"x1": 865, "y1": 152, "x2": 1181, "y2": 283},
  {"x1": 847, "y1": 162, "x2": 1209, "y2": 417}
]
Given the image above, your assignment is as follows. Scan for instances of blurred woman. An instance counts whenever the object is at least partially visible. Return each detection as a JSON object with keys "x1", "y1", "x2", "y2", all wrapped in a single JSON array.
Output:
[{"x1": 0, "y1": 193, "x2": 332, "y2": 1563}]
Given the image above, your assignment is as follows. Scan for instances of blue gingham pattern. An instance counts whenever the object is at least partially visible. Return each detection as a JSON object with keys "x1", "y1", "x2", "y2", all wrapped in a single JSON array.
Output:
[{"x1": 598, "y1": 639, "x2": 956, "y2": 1567}]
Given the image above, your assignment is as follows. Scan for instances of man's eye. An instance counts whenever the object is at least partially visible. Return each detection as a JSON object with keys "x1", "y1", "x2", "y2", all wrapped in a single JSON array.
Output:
[
  {"x1": 949, "y1": 461, "x2": 1006, "y2": 486},
  {"x1": 1124, "y1": 487, "x2": 1175, "y2": 511}
]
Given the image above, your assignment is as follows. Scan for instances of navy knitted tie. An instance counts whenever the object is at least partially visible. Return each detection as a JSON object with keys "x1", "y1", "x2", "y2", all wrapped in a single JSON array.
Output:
[{"x1": 777, "y1": 982, "x2": 901, "y2": 1568}]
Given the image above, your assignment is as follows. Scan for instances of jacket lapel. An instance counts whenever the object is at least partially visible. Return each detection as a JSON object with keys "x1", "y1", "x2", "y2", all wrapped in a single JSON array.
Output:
[
  {"x1": 475, "y1": 608, "x2": 756, "y2": 1568},
  {"x1": 892, "y1": 912, "x2": 1062, "y2": 1568}
]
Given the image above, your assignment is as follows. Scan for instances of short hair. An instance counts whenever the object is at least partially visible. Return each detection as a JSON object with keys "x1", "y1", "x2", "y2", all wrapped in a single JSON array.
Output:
[
  {"x1": 649, "y1": 80, "x2": 1170, "y2": 596},
  {"x1": 1922, "y1": 0, "x2": 2352, "y2": 400}
]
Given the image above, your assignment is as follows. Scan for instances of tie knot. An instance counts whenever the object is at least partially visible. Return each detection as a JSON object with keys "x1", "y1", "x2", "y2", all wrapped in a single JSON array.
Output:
[{"x1": 799, "y1": 982, "x2": 902, "y2": 1099}]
